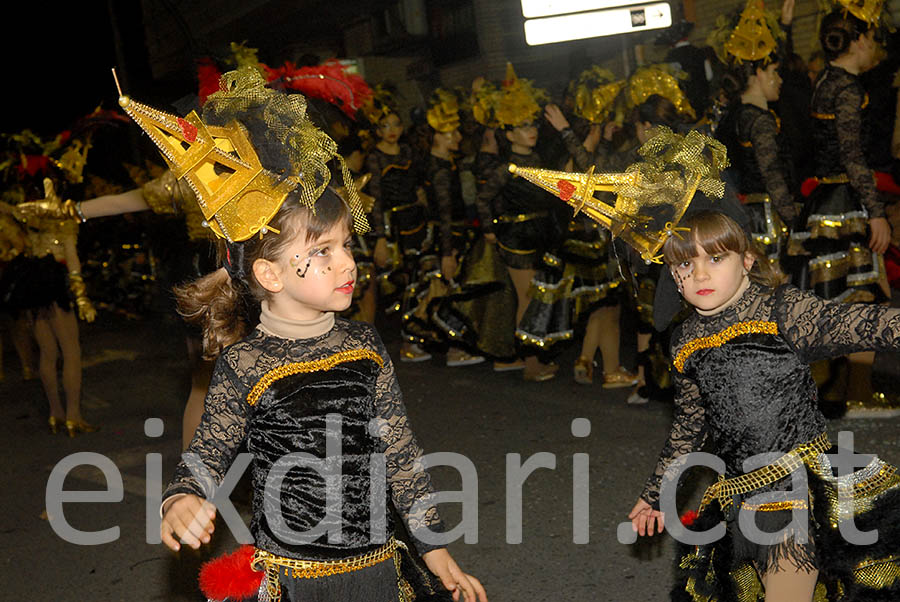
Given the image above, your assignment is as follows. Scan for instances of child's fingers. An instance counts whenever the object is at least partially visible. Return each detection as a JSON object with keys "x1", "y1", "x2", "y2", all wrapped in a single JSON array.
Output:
[
  {"x1": 462, "y1": 574, "x2": 488, "y2": 602},
  {"x1": 160, "y1": 522, "x2": 182, "y2": 551},
  {"x1": 169, "y1": 514, "x2": 202, "y2": 549}
]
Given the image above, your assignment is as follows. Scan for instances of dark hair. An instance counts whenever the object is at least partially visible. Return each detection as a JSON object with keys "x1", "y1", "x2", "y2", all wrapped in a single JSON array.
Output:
[
  {"x1": 633, "y1": 94, "x2": 680, "y2": 128},
  {"x1": 820, "y1": 9, "x2": 870, "y2": 60},
  {"x1": 174, "y1": 188, "x2": 351, "y2": 359},
  {"x1": 720, "y1": 60, "x2": 776, "y2": 101},
  {"x1": 661, "y1": 210, "x2": 785, "y2": 288}
]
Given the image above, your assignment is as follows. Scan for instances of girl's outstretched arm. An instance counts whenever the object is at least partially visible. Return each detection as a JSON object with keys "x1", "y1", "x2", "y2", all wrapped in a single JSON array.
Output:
[{"x1": 777, "y1": 285, "x2": 900, "y2": 361}]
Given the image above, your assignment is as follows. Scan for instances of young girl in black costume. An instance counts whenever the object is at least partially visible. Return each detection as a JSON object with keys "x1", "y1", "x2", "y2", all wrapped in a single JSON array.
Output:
[
  {"x1": 131, "y1": 69, "x2": 485, "y2": 602},
  {"x1": 628, "y1": 210, "x2": 900, "y2": 601}
]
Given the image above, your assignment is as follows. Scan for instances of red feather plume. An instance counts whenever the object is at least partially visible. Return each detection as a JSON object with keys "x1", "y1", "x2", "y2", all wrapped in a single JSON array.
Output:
[
  {"x1": 198, "y1": 545, "x2": 262, "y2": 601},
  {"x1": 265, "y1": 59, "x2": 373, "y2": 119},
  {"x1": 196, "y1": 57, "x2": 224, "y2": 106}
]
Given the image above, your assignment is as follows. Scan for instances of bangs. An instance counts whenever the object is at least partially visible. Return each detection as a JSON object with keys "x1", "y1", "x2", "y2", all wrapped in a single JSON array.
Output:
[
  {"x1": 280, "y1": 187, "x2": 351, "y2": 244},
  {"x1": 662, "y1": 211, "x2": 748, "y2": 264}
]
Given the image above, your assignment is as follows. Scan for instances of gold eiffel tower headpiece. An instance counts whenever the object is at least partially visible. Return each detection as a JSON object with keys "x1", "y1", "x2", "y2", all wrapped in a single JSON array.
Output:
[
  {"x1": 426, "y1": 88, "x2": 461, "y2": 133},
  {"x1": 117, "y1": 68, "x2": 368, "y2": 242},
  {"x1": 572, "y1": 66, "x2": 626, "y2": 125},
  {"x1": 723, "y1": 0, "x2": 780, "y2": 63},
  {"x1": 509, "y1": 128, "x2": 729, "y2": 262}
]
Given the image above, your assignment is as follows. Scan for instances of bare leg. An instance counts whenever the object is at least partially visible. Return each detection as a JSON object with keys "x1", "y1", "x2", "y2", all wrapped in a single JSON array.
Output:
[
  {"x1": 50, "y1": 305, "x2": 83, "y2": 422},
  {"x1": 182, "y1": 336, "x2": 214, "y2": 450},
  {"x1": 761, "y1": 559, "x2": 818, "y2": 602},
  {"x1": 32, "y1": 311, "x2": 64, "y2": 420},
  {"x1": 507, "y1": 267, "x2": 535, "y2": 327},
  {"x1": 847, "y1": 351, "x2": 875, "y2": 402},
  {"x1": 636, "y1": 332, "x2": 651, "y2": 386},
  {"x1": 12, "y1": 314, "x2": 37, "y2": 379},
  {"x1": 592, "y1": 305, "x2": 621, "y2": 375}
]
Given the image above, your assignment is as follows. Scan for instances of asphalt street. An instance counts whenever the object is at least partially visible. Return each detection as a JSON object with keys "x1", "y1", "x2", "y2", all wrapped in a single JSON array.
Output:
[{"x1": 3, "y1": 308, "x2": 899, "y2": 601}]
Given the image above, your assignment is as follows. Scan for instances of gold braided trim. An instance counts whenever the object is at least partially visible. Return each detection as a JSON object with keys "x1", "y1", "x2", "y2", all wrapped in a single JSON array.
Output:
[
  {"x1": 699, "y1": 433, "x2": 831, "y2": 513},
  {"x1": 673, "y1": 321, "x2": 778, "y2": 373},
  {"x1": 741, "y1": 499, "x2": 809, "y2": 512},
  {"x1": 247, "y1": 349, "x2": 384, "y2": 405},
  {"x1": 252, "y1": 538, "x2": 405, "y2": 602},
  {"x1": 853, "y1": 554, "x2": 900, "y2": 590},
  {"x1": 739, "y1": 139, "x2": 753, "y2": 147},
  {"x1": 381, "y1": 161, "x2": 412, "y2": 176},
  {"x1": 496, "y1": 241, "x2": 537, "y2": 255},
  {"x1": 811, "y1": 111, "x2": 836, "y2": 120}
]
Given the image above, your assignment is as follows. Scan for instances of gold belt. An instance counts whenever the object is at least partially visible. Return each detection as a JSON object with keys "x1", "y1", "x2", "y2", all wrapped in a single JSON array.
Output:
[
  {"x1": 813, "y1": 174, "x2": 850, "y2": 185},
  {"x1": 493, "y1": 211, "x2": 548, "y2": 224},
  {"x1": 699, "y1": 432, "x2": 831, "y2": 514},
  {"x1": 252, "y1": 537, "x2": 405, "y2": 601}
]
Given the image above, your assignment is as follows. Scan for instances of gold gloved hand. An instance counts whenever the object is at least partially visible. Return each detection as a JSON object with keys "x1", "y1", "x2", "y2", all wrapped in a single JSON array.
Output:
[
  {"x1": 68, "y1": 271, "x2": 97, "y2": 322},
  {"x1": 11, "y1": 178, "x2": 84, "y2": 223}
]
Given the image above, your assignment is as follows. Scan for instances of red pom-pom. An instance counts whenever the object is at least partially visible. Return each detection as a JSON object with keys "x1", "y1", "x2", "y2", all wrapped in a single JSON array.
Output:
[
  {"x1": 680, "y1": 510, "x2": 698, "y2": 526},
  {"x1": 800, "y1": 177, "x2": 819, "y2": 198},
  {"x1": 196, "y1": 57, "x2": 223, "y2": 106},
  {"x1": 177, "y1": 118, "x2": 198, "y2": 142},
  {"x1": 557, "y1": 180, "x2": 576, "y2": 201},
  {"x1": 198, "y1": 545, "x2": 262, "y2": 600}
]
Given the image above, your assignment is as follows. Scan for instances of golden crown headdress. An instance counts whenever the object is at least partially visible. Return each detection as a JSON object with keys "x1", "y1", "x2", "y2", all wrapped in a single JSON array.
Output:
[
  {"x1": 117, "y1": 67, "x2": 368, "y2": 242},
  {"x1": 473, "y1": 63, "x2": 548, "y2": 129},
  {"x1": 426, "y1": 88, "x2": 461, "y2": 133},
  {"x1": 509, "y1": 127, "x2": 728, "y2": 262},
  {"x1": 573, "y1": 67, "x2": 626, "y2": 125},
  {"x1": 708, "y1": 1, "x2": 783, "y2": 65},
  {"x1": 626, "y1": 65, "x2": 696, "y2": 120},
  {"x1": 835, "y1": 0, "x2": 886, "y2": 26}
]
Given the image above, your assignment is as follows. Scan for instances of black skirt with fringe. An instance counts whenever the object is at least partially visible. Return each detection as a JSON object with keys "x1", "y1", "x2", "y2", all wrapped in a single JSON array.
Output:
[
  {"x1": 0, "y1": 254, "x2": 71, "y2": 314},
  {"x1": 672, "y1": 452, "x2": 900, "y2": 601}
]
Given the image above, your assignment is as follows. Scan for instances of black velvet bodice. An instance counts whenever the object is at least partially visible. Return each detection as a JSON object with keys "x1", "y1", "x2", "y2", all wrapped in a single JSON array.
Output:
[
  {"x1": 497, "y1": 151, "x2": 556, "y2": 216},
  {"x1": 163, "y1": 318, "x2": 444, "y2": 559},
  {"x1": 363, "y1": 145, "x2": 421, "y2": 236},
  {"x1": 641, "y1": 283, "x2": 900, "y2": 505}
]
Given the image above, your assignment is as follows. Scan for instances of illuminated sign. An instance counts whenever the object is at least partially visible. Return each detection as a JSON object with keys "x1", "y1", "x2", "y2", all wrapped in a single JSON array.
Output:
[
  {"x1": 520, "y1": 0, "x2": 645, "y2": 18},
  {"x1": 522, "y1": 2, "x2": 672, "y2": 45}
]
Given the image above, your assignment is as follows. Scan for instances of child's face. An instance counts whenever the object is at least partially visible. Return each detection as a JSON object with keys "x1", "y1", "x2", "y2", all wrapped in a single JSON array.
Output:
[
  {"x1": 377, "y1": 113, "x2": 403, "y2": 144},
  {"x1": 506, "y1": 124, "x2": 538, "y2": 149},
  {"x1": 270, "y1": 220, "x2": 356, "y2": 321},
  {"x1": 670, "y1": 245, "x2": 754, "y2": 313}
]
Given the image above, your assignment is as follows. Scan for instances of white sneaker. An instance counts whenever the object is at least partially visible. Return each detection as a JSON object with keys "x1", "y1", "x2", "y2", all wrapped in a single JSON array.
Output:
[
  {"x1": 400, "y1": 344, "x2": 432, "y2": 363},
  {"x1": 627, "y1": 387, "x2": 650, "y2": 405}
]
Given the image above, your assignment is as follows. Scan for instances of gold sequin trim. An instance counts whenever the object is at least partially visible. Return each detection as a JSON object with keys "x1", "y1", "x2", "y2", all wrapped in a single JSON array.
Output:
[
  {"x1": 699, "y1": 433, "x2": 831, "y2": 513},
  {"x1": 252, "y1": 537, "x2": 408, "y2": 602},
  {"x1": 673, "y1": 321, "x2": 778, "y2": 373},
  {"x1": 741, "y1": 499, "x2": 809, "y2": 512},
  {"x1": 247, "y1": 349, "x2": 384, "y2": 405}
]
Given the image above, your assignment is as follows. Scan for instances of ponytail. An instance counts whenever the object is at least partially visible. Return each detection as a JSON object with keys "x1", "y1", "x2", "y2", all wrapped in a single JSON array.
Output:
[{"x1": 174, "y1": 267, "x2": 253, "y2": 360}]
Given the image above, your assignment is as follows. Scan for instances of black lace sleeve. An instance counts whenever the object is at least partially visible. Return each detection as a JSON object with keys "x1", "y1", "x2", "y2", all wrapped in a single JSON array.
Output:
[
  {"x1": 640, "y1": 368, "x2": 707, "y2": 507},
  {"x1": 475, "y1": 153, "x2": 506, "y2": 234},
  {"x1": 162, "y1": 353, "x2": 251, "y2": 502},
  {"x1": 777, "y1": 285, "x2": 900, "y2": 362},
  {"x1": 750, "y1": 112, "x2": 797, "y2": 223},
  {"x1": 363, "y1": 152, "x2": 386, "y2": 237},
  {"x1": 560, "y1": 128, "x2": 594, "y2": 172},
  {"x1": 432, "y1": 165, "x2": 455, "y2": 256},
  {"x1": 835, "y1": 84, "x2": 882, "y2": 218},
  {"x1": 369, "y1": 329, "x2": 446, "y2": 554}
]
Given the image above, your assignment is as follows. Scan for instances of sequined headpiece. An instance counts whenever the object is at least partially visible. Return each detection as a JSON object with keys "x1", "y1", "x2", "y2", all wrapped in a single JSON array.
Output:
[
  {"x1": 708, "y1": 1, "x2": 783, "y2": 65},
  {"x1": 118, "y1": 67, "x2": 368, "y2": 242},
  {"x1": 509, "y1": 127, "x2": 728, "y2": 262},
  {"x1": 836, "y1": 0, "x2": 885, "y2": 26},
  {"x1": 572, "y1": 67, "x2": 626, "y2": 125},
  {"x1": 473, "y1": 63, "x2": 548, "y2": 129},
  {"x1": 625, "y1": 65, "x2": 696, "y2": 120},
  {"x1": 361, "y1": 85, "x2": 399, "y2": 127},
  {"x1": 426, "y1": 88, "x2": 461, "y2": 133}
]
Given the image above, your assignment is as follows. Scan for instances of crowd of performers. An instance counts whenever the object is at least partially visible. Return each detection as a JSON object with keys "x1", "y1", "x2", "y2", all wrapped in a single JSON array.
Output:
[
  {"x1": 3, "y1": 0, "x2": 900, "y2": 442},
  {"x1": 1, "y1": 0, "x2": 900, "y2": 599}
]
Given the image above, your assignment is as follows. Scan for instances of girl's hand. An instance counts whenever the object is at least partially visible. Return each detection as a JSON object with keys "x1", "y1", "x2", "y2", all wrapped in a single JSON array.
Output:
[
  {"x1": 584, "y1": 124, "x2": 603, "y2": 152},
  {"x1": 869, "y1": 217, "x2": 891, "y2": 254},
  {"x1": 780, "y1": 0, "x2": 794, "y2": 26},
  {"x1": 628, "y1": 498, "x2": 665, "y2": 537},
  {"x1": 160, "y1": 494, "x2": 217, "y2": 551},
  {"x1": 544, "y1": 104, "x2": 570, "y2": 132},
  {"x1": 422, "y1": 548, "x2": 488, "y2": 602}
]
